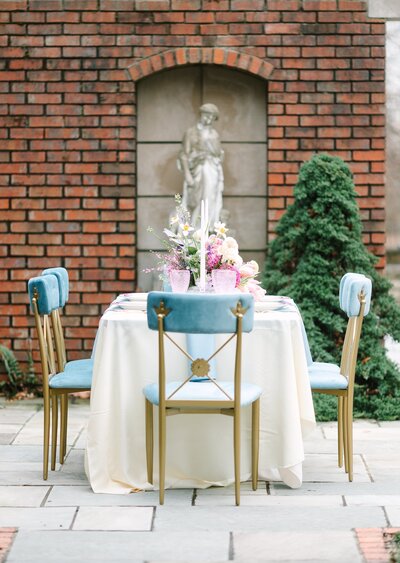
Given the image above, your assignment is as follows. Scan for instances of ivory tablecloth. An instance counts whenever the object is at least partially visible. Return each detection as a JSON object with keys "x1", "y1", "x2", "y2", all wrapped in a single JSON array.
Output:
[{"x1": 85, "y1": 295, "x2": 316, "y2": 493}]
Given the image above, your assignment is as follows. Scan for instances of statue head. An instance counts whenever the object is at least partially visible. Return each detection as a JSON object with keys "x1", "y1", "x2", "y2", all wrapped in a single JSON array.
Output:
[{"x1": 199, "y1": 103, "x2": 219, "y2": 121}]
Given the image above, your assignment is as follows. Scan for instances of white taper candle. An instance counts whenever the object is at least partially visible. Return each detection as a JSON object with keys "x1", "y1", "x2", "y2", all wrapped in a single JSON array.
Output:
[
  {"x1": 205, "y1": 198, "x2": 209, "y2": 237},
  {"x1": 200, "y1": 200, "x2": 205, "y2": 292}
]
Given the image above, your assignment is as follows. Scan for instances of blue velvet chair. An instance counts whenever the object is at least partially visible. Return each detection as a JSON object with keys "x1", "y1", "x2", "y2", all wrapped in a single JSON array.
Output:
[
  {"x1": 42, "y1": 267, "x2": 93, "y2": 374},
  {"x1": 144, "y1": 292, "x2": 261, "y2": 505},
  {"x1": 28, "y1": 275, "x2": 92, "y2": 479},
  {"x1": 308, "y1": 273, "x2": 372, "y2": 481},
  {"x1": 41, "y1": 267, "x2": 93, "y2": 464}
]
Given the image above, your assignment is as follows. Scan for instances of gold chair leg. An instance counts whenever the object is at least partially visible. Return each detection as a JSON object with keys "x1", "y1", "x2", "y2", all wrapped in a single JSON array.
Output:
[
  {"x1": 338, "y1": 396, "x2": 344, "y2": 468},
  {"x1": 60, "y1": 394, "x2": 68, "y2": 464},
  {"x1": 233, "y1": 408, "x2": 241, "y2": 506},
  {"x1": 145, "y1": 399, "x2": 154, "y2": 485},
  {"x1": 252, "y1": 399, "x2": 260, "y2": 491},
  {"x1": 159, "y1": 407, "x2": 166, "y2": 505},
  {"x1": 51, "y1": 394, "x2": 58, "y2": 471},
  {"x1": 43, "y1": 394, "x2": 50, "y2": 480},
  {"x1": 343, "y1": 396, "x2": 349, "y2": 474},
  {"x1": 346, "y1": 399, "x2": 354, "y2": 482}
]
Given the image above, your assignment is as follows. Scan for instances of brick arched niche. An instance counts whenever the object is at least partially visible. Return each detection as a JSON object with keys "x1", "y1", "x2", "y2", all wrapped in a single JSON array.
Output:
[{"x1": 132, "y1": 57, "x2": 271, "y2": 291}]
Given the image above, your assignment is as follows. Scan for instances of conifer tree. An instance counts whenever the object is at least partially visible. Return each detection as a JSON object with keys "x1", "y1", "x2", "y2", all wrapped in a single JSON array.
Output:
[{"x1": 263, "y1": 153, "x2": 400, "y2": 419}]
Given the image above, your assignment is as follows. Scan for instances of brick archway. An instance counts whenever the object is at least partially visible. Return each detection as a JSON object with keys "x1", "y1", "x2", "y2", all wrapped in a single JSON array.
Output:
[{"x1": 127, "y1": 47, "x2": 274, "y2": 82}]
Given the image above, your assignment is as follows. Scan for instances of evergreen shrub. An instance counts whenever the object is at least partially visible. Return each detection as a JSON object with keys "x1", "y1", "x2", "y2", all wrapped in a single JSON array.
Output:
[{"x1": 262, "y1": 153, "x2": 400, "y2": 420}]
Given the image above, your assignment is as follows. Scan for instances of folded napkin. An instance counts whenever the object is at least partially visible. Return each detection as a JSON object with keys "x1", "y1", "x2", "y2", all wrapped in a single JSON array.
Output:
[
  {"x1": 254, "y1": 296, "x2": 295, "y2": 313},
  {"x1": 106, "y1": 293, "x2": 148, "y2": 312},
  {"x1": 114, "y1": 293, "x2": 148, "y2": 303}
]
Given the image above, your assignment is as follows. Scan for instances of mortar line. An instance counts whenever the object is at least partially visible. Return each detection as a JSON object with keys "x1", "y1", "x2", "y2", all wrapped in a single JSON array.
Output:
[{"x1": 353, "y1": 528, "x2": 367, "y2": 563}]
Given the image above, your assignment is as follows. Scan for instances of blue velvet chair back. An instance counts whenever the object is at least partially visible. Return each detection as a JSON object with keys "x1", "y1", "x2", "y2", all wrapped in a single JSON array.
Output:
[
  {"x1": 147, "y1": 292, "x2": 254, "y2": 334},
  {"x1": 28, "y1": 275, "x2": 60, "y2": 315},
  {"x1": 339, "y1": 273, "x2": 364, "y2": 307},
  {"x1": 339, "y1": 274, "x2": 372, "y2": 318},
  {"x1": 42, "y1": 267, "x2": 69, "y2": 307}
]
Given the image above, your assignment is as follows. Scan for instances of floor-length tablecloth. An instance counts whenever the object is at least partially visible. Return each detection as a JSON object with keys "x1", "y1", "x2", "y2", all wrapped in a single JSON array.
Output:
[{"x1": 85, "y1": 296, "x2": 316, "y2": 493}]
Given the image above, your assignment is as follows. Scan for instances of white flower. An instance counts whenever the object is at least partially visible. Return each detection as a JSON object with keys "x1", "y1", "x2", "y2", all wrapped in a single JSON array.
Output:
[
  {"x1": 180, "y1": 223, "x2": 194, "y2": 237},
  {"x1": 219, "y1": 237, "x2": 239, "y2": 263},
  {"x1": 234, "y1": 255, "x2": 243, "y2": 267},
  {"x1": 214, "y1": 221, "x2": 228, "y2": 238},
  {"x1": 248, "y1": 260, "x2": 259, "y2": 275},
  {"x1": 170, "y1": 215, "x2": 179, "y2": 225},
  {"x1": 163, "y1": 228, "x2": 178, "y2": 239},
  {"x1": 193, "y1": 229, "x2": 202, "y2": 241}
]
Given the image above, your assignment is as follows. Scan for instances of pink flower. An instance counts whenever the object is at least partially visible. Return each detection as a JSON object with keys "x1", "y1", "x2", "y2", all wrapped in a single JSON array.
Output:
[
  {"x1": 207, "y1": 252, "x2": 221, "y2": 270},
  {"x1": 246, "y1": 279, "x2": 266, "y2": 301},
  {"x1": 239, "y1": 264, "x2": 255, "y2": 279}
]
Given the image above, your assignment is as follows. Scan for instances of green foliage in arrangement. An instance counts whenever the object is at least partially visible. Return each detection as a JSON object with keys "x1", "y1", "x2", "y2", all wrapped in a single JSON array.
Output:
[
  {"x1": 262, "y1": 153, "x2": 400, "y2": 420},
  {"x1": 392, "y1": 533, "x2": 400, "y2": 563},
  {"x1": 0, "y1": 343, "x2": 40, "y2": 399}
]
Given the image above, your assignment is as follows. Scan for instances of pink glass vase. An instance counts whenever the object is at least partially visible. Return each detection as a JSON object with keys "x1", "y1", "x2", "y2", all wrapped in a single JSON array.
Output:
[
  {"x1": 211, "y1": 269, "x2": 237, "y2": 294},
  {"x1": 169, "y1": 269, "x2": 190, "y2": 293}
]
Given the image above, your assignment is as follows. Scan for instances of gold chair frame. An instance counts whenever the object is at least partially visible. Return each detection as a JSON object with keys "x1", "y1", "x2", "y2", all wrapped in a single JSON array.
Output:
[
  {"x1": 145, "y1": 300, "x2": 260, "y2": 506},
  {"x1": 31, "y1": 288, "x2": 90, "y2": 479},
  {"x1": 312, "y1": 289, "x2": 366, "y2": 482}
]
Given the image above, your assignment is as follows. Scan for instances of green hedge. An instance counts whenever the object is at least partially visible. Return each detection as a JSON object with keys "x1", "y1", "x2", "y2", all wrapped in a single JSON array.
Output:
[{"x1": 262, "y1": 153, "x2": 400, "y2": 420}]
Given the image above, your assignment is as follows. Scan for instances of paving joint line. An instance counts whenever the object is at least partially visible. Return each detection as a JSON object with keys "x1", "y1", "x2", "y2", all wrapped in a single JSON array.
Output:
[
  {"x1": 228, "y1": 531, "x2": 234, "y2": 561},
  {"x1": 150, "y1": 506, "x2": 156, "y2": 531},
  {"x1": 9, "y1": 408, "x2": 40, "y2": 445},
  {"x1": 382, "y1": 506, "x2": 391, "y2": 527},
  {"x1": 69, "y1": 506, "x2": 79, "y2": 530},
  {"x1": 360, "y1": 453, "x2": 375, "y2": 483},
  {"x1": 40, "y1": 484, "x2": 53, "y2": 507}
]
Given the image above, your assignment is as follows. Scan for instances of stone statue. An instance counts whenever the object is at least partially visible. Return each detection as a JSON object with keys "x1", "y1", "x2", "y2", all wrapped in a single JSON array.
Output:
[{"x1": 178, "y1": 103, "x2": 224, "y2": 228}]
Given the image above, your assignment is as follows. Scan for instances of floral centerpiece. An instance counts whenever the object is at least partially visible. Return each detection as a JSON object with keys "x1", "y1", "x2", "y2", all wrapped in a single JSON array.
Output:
[{"x1": 146, "y1": 195, "x2": 266, "y2": 300}]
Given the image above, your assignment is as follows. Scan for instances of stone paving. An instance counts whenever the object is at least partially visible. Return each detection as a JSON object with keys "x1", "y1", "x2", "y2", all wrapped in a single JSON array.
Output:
[{"x1": 0, "y1": 398, "x2": 399, "y2": 562}]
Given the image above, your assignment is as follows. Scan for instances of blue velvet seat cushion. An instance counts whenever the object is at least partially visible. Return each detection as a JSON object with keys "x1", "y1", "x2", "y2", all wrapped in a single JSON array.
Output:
[
  {"x1": 308, "y1": 361, "x2": 340, "y2": 373},
  {"x1": 49, "y1": 370, "x2": 92, "y2": 389},
  {"x1": 143, "y1": 380, "x2": 262, "y2": 407},
  {"x1": 64, "y1": 358, "x2": 94, "y2": 373},
  {"x1": 308, "y1": 363, "x2": 348, "y2": 390}
]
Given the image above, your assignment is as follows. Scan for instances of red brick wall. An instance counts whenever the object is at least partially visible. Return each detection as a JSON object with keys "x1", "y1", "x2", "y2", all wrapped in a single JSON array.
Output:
[{"x1": 0, "y1": 0, "x2": 385, "y2": 365}]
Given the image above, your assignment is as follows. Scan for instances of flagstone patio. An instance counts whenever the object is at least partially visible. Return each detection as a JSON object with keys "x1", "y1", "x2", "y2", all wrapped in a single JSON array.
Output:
[{"x1": 0, "y1": 397, "x2": 399, "y2": 563}]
